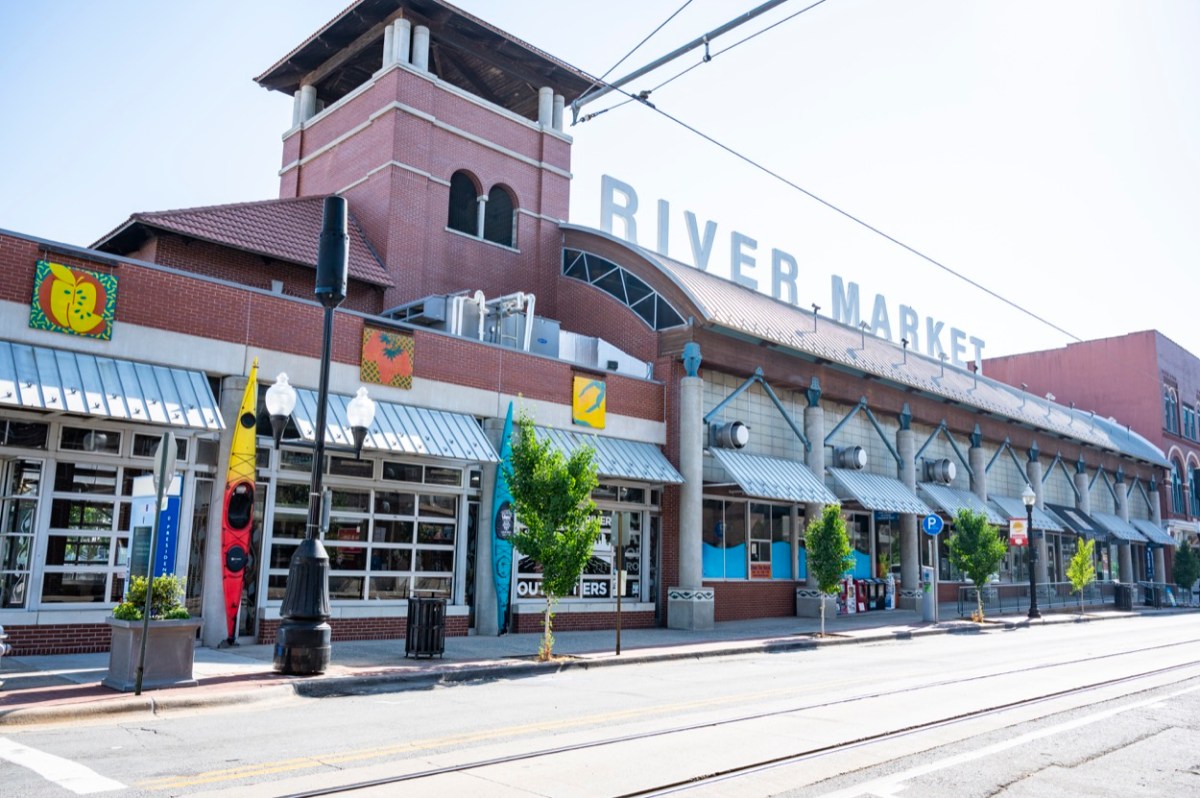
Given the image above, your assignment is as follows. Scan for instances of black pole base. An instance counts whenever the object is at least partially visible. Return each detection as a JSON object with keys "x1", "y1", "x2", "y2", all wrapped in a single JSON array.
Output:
[{"x1": 274, "y1": 620, "x2": 332, "y2": 675}]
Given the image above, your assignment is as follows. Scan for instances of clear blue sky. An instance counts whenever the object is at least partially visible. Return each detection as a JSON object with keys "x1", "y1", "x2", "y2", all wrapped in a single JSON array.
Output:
[{"x1": 3, "y1": 1, "x2": 1198, "y2": 360}]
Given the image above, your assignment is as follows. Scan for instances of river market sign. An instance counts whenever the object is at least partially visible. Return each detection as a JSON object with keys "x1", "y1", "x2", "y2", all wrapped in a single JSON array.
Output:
[{"x1": 599, "y1": 175, "x2": 987, "y2": 370}]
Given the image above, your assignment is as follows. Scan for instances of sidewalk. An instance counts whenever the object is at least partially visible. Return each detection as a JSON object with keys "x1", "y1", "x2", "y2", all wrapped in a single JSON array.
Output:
[{"x1": 0, "y1": 604, "x2": 1172, "y2": 726}]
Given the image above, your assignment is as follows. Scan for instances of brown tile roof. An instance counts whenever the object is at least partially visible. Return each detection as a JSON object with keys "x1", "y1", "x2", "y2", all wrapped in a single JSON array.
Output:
[{"x1": 94, "y1": 195, "x2": 391, "y2": 287}]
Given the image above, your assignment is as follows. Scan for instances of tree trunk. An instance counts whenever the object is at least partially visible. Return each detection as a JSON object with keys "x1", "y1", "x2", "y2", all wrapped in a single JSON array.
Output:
[
  {"x1": 541, "y1": 597, "x2": 554, "y2": 660},
  {"x1": 976, "y1": 589, "x2": 984, "y2": 622},
  {"x1": 820, "y1": 594, "x2": 826, "y2": 637}
]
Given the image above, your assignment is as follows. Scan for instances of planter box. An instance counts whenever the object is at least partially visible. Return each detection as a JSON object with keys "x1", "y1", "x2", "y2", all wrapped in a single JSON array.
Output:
[{"x1": 103, "y1": 617, "x2": 200, "y2": 692}]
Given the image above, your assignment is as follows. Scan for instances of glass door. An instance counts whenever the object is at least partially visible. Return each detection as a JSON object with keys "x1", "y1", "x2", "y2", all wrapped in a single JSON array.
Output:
[{"x1": 1, "y1": 458, "x2": 42, "y2": 608}]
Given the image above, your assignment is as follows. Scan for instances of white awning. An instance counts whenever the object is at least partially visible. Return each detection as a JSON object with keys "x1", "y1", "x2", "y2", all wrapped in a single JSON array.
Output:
[
  {"x1": 990, "y1": 495, "x2": 1066, "y2": 533},
  {"x1": 918, "y1": 483, "x2": 1006, "y2": 525},
  {"x1": 829, "y1": 469, "x2": 930, "y2": 515},
  {"x1": 0, "y1": 340, "x2": 223, "y2": 430},
  {"x1": 537, "y1": 426, "x2": 682, "y2": 484},
  {"x1": 291, "y1": 388, "x2": 498, "y2": 462},
  {"x1": 709, "y1": 448, "x2": 837, "y2": 503}
]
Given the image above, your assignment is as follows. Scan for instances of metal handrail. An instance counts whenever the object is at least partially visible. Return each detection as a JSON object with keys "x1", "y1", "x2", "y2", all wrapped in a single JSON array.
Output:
[{"x1": 956, "y1": 580, "x2": 1117, "y2": 617}]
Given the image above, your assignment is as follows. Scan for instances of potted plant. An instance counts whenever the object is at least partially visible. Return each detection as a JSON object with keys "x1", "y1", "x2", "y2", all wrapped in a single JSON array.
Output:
[{"x1": 103, "y1": 574, "x2": 201, "y2": 692}]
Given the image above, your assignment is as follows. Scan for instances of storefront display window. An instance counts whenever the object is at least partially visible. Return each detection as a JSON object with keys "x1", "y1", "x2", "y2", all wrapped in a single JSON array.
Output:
[
  {"x1": 266, "y1": 455, "x2": 463, "y2": 602},
  {"x1": 1, "y1": 458, "x2": 41, "y2": 608}
]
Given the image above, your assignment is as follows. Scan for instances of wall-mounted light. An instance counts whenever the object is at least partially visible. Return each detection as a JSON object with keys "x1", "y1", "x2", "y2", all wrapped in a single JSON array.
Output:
[
  {"x1": 923, "y1": 458, "x2": 956, "y2": 484},
  {"x1": 835, "y1": 445, "x2": 867, "y2": 470}
]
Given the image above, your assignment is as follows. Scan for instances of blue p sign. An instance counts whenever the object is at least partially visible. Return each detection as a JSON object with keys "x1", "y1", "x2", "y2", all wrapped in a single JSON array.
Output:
[{"x1": 922, "y1": 514, "x2": 944, "y2": 536}]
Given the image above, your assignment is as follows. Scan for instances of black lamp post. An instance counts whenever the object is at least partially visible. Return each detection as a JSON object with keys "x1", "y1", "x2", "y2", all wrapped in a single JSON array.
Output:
[
  {"x1": 1022, "y1": 483, "x2": 1041, "y2": 619},
  {"x1": 264, "y1": 196, "x2": 376, "y2": 675}
]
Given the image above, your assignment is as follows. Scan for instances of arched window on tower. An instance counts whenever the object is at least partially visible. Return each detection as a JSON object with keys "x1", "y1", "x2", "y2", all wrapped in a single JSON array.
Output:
[
  {"x1": 483, "y1": 184, "x2": 516, "y2": 247},
  {"x1": 1171, "y1": 458, "x2": 1186, "y2": 514},
  {"x1": 448, "y1": 170, "x2": 480, "y2": 236},
  {"x1": 1164, "y1": 386, "x2": 1180, "y2": 435},
  {"x1": 1190, "y1": 464, "x2": 1200, "y2": 517}
]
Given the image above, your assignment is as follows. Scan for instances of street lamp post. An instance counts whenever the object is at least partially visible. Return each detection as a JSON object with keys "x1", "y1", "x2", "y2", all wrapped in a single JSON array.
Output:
[
  {"x1": 1022, "y1": 483, "x2": 1041, "y2": 619},
  {"x1": 264, "y1": 196, "x2": 376, "y2": 675}
]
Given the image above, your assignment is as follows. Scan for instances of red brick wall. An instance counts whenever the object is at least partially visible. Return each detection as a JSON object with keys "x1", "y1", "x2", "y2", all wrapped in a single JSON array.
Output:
[
  {"x1": 510, "y1": 610, "x2": 655, "y2": 634},
  {"x1": 3, "y1": 624, "x2": 113, "y2": 657},
  {"x1": 705, "y1": 581, "x2": 799, "y2": 622},
  {"x1": 256, "y1": 614, "x2": 469, "y2": 644}
]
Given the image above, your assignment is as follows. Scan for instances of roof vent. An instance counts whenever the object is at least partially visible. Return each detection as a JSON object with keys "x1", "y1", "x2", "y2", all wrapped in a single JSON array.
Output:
[
  {"x1": 923, "y1": 458, "x2": 956, "y2": 484},
  {"x1": 835, "y1": 445, "x2": 867, "y2": 470},
  {"x1": 711, "y1": 421, "x2": 750, "y2": 449}
]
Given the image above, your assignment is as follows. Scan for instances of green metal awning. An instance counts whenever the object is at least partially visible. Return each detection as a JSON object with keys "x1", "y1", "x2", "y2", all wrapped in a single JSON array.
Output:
[
  {"x1": 1130, "y1": 519, "x2": 1177, "y2": 547},
  {"x1": 0, "y1": 340, "x2": 223, "y2": 430},
  {"x1": 1046, "y1": 504, "x2": 1107, "y2": 540},
  {"x1": 829, "y1": 469, "x2": 931, "y2": 515},
  {"x1": 536, "y1": 427, "x2": 682, "y2": 484},
  {"x1": 1091, "y1": 511, "x2": 1147, "y2": 543},
  {"x1": 918, "y1": 483, "x2": 1006, "y2": 525},
  {"x1": 292, "y1": 388, "x2": 498, "y2": 462},
  {"x1": 709, "y1": 448, "x2": 837, "y2": 503},
  {"x1": 990, "y1": 495, "x2": 1066, "y2": 533}
]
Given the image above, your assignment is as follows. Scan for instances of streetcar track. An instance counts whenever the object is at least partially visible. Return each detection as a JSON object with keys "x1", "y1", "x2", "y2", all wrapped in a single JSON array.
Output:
[{"x1": 267, "y1": 639, "x2": 1200, "y2": 798}]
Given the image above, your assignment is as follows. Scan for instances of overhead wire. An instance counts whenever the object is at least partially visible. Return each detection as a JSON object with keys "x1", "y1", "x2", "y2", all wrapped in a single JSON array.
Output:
[
  {"x1": 574, "y1": 0, "x2": 697, "y2": 107},
  {"x1": 572, "y1": 2, "x2": 1083, "y2": 343}
]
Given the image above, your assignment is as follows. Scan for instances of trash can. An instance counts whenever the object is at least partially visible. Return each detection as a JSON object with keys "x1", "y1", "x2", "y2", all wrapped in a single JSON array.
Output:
[
  {"x1": 1114, "y1": 583, "x2": 1133, "y2": 611},
  {"x1": 405, "y1": 596, "x2": 446, "y2": 658}
]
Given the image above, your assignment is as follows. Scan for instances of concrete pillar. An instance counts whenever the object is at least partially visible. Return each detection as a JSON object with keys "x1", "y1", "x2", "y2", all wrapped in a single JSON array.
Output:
[
  {"x1": 474, "y1": 444, "x2": 499, "y2": 636},
  {"x1": 475, "y1": 195, "x2": 488, "y2": 238},
  {"x1": 298, "y1": 85, "x2": 318, "y2": 123},
  {"x1": 969, "y1": 446, "x2": 986, "y2": 502},
  {"x1": 1150, "y1": 478, "x2": 1166, "y2": 583},
  {"x1": 393, "y1": 19, "x2": 412, "y2": 64},
  {"x1": 898, "y1": 428, "x2": 920, "y2": 609},
  {"x1": 412, "y1": 25, "x2": 430, "y2": 71},
  {"x1": 200, "y1": 373, "x2": 248, "y2": 648},
  {"x1": 538, "y1": 87, "x2": 554, "y2": 127},
  {"x1": 552, "y1": 94, "x2": 565, "y2": 131},
  {"x1": 796, "y1": 402, "x2": 830, "y2": 617},
  {"x1": 1027, "y1": 456, "x2": 1048, "y2": 584},
  {"x1": 1154, "y1": 547, "x2": 1166, "y2": 583},
  {"x1": 291, "y1": 90, "x2": 303, "y2": 128},
  {"x1": 383, "y1": 24, "x2": 394, "y2": 67},
  {"x1": 668, "y1": 365, "x2": 713, "y2": 630}
]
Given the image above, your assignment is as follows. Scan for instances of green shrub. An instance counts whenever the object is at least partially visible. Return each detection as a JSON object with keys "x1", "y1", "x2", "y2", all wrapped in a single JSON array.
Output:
[{"x1": 115, "y1": 574, "x2": 189, "y2": 620}]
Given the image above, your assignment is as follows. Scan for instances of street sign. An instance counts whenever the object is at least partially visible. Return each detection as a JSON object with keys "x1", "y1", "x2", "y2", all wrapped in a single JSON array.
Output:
[
  {"x1": 921, "y1": 514, "x2": 944, "y2": 536},
  {"x1": 1008, "y1": 518, "x2": 1028, "y2": 547}
]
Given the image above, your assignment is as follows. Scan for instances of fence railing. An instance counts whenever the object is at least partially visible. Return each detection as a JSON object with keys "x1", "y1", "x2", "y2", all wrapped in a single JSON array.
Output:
[{"x1": 956, "y1": 580, "x2": 1118, "y2": 617}]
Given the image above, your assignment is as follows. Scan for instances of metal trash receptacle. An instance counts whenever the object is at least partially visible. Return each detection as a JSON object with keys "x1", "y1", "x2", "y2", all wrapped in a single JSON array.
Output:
[
  {"x1": 1115, "y1": 583, "x2": 1133, "y2": 611},
  {"x1": 405, "y1": 596, "x2": 446, "y2": 658}
]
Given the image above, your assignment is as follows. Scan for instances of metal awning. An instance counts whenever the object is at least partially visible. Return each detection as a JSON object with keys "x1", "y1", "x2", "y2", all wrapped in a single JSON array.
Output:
[
  {"x1": 989, "y1": 495, "x2": 1066, "y2": 533},
  {"x1": 1091, "y1": 511, "x2": 1147, "y2": 543},
  {"x1": 1130, "y1": 519, "x2": 1176, "y2": 547},
  {"x1": 0, "y1": 340, "x2": 223, "y2": 430},
  {"x1": 1045, "y1": 504, "x2": 1107, "y2": 540},
  {"x1": 828, "y1": 469, "x2": 931, "y2": 515},
  {"x1": 292, "y1": 388, "x2": 498, "y2": 462},
  {"x1": 537, "y1": 427, "x2": 682, "y2": 484},
  {"x1": 709, "y1": 448, "x2": 837, "y2": 503},
  {"x1": 918, "y1": 483, "x2": 1006, "y2": 525}
]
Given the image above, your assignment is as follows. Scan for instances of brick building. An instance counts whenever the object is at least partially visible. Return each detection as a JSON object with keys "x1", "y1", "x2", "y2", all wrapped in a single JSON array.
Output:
[{"x1": 0, "y1": 1, "x2": 1174, "y2": 655}]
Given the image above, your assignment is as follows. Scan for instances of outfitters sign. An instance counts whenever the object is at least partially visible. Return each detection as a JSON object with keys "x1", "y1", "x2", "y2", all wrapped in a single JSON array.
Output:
[{"x1": 29, "y1": 260, "x2": 117, "y2": 340}]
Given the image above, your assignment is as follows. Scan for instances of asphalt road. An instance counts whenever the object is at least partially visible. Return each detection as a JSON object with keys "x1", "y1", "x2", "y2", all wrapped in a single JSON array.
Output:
[{"x1": 1, "y1": 614, "x2": 1197, "y2": 797}]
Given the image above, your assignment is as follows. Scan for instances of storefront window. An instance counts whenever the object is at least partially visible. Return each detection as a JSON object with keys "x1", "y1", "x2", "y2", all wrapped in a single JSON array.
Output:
[
  {"x1": 0, "y1": 418, "x2": 49, "y2": 449},
  {"x1": 1, "y1": 458, "x2": 41, "y2": 608},
  {"x1": 60, "y1": 426, "x2": 121, "y2": 455},
  {"x1": 702, "y1": 498, "x2": 746, "y2": 579},
  {"x1": 267, "y1": 478, "x2": 459, "y2": 602}
]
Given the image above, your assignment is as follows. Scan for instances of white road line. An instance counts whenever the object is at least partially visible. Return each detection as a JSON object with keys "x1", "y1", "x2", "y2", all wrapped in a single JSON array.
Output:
[
  {"x1": 0, "y1": 737, "x2": 126, "y2": 794},
  {"x1": 816, "y1": 684, "x2": 1200, "y2": 798}
]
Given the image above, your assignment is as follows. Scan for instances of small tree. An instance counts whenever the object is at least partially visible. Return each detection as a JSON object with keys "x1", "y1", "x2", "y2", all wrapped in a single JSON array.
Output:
[
  {"x1": 946, "y1": 509, "x2": 1008, "y2": 622},
  {"x1": 807, "y1": 504, "x2": 854, "y2": 637},
  {"x1": 506, "y1": 413, "x2": 601, "y2": 660},
  {"x1": 1174, "y1": 541, "x2": 1200, "y2": 606},
  {"x1": 1066, "y1": 538, "x2": 1096, "y2": 615}
]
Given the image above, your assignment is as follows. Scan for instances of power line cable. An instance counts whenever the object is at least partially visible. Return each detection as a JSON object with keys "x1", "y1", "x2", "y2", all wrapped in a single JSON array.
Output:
[
  {"x1": 572, "y1": 4, "x2": 1083, "y2": 343},
  {"x1": 575, "y1": 0, "x2": 697, "y2": 106}
]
